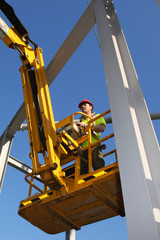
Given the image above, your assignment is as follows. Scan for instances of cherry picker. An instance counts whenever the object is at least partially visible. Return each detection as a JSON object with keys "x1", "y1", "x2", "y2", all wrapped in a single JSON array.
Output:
[{"x1": 0, "y1": 0, "x2": 124, "y2": 234}]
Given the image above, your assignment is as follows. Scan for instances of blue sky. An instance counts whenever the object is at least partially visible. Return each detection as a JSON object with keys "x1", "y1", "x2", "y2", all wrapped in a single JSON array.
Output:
[{"x1": 0, "y1": 0, "x2": 160, "y2": 239}]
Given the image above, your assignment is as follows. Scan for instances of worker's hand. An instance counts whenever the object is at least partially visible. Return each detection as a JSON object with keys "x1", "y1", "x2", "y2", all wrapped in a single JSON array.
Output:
[{"x1": 76, "y1": 122, "x2": 86, "y2": 128}]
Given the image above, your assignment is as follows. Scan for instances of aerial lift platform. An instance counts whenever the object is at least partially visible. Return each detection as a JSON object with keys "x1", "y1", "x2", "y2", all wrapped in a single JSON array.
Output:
[
  {"x1": 18, "y1": 161, "x2": 123, "y2": 234},
  {"x1": 18, "y1": 111, "x2": 124, "y2": 234},
  {"x1": 0, "y1": 0, "x2": 124, "y2": 234}
]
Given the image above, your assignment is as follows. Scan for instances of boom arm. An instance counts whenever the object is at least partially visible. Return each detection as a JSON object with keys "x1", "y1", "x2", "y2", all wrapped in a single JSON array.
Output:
[
  {"x1": 0, "y1": 3, "x2": 67, "y2": 191},
  {"x1": 0, "y1": 0, "x2": 29, "y2": 38}
]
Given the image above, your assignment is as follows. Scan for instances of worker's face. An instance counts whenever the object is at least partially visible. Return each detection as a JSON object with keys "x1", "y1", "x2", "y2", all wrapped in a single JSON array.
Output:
[{"x1": 80, "y1": 103, "x2": 93, "y2": 115}]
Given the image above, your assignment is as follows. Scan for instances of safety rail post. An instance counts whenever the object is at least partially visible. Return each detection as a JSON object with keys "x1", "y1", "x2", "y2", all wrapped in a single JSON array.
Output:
[
  {"x1": 88, "y1": 126, "x2": 92, "y2": 173},
  {"x1": 75, "y1": 156, "x2": 80, "y2": 185},
  {"x1": 25, "y1": 173, "x2": 43, "y2": 197}
]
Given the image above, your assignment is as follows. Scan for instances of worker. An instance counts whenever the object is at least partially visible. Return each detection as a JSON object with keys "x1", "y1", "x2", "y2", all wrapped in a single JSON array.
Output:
[{"x1": 77, "y1": 99, "x2": 106, "y2": 175}]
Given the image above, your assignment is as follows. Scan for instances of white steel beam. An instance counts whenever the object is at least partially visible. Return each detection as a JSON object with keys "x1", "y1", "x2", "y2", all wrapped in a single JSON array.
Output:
[
  {"x1": 8, "y1": 155, "x2": 42, "y2": 182},
  {"x1": 46, "y1": 0, "x2": 96, "y2": 86},
  {"x1": 94, "y1": 1, "x2": 160, "y2": 239},
  {"x1": 0, "y1": 128, "x2": 13, "y2": 192},
  {"x1": 66, "y1": 230, "x2": 76, "y2": 240},
  {"x1": 155, "y1": 0, "x2": 160, "y2": 7}
]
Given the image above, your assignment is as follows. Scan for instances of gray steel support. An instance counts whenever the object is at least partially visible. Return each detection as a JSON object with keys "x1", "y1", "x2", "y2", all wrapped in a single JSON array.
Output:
[
  {"x1": 150, "y1": 113, "x2": 160, "y2": 120},
  {"x1": 66, "y1": 230, "x2": 76, "y2": 240},
  {"x1": 0, "y1": 128, "x2": 13, "y2": 192},
  {"x1": 8, "y1": 155, "x2": 42, "y2": 182},
  {"x1": 155, "y1": 0, "x2": 160, "y2": 7},
  {"x1": 94, "y1": 1, "x2": 160, "y2": 239},
  {"x1": 104, "y1": 112, "x2": 160, "y2": 124}
]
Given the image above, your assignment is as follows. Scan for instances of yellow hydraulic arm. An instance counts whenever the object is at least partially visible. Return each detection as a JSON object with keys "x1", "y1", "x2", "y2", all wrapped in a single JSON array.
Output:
[{"x1": 0, "y1": 1, "x2": 67, "y2": 191}]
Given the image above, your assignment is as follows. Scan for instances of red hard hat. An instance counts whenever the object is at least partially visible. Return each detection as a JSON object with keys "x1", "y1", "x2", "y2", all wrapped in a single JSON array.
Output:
[{"x1": 78, "y1": 99, "x2": 94, "y2": 109}]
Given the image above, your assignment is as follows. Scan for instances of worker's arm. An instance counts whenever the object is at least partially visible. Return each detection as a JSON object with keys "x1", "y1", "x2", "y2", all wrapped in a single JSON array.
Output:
[
  {"x1": 92, "y1": 124, "x2": 105, "y2": 132},
  {"x1": 77, "y1": 122, "x2": 105, "y2": 132}
]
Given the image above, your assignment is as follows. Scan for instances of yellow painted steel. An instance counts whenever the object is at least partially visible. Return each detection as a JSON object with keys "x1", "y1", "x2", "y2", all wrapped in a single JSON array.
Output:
[
  {"x1": 1, "y1": 21, "x2": 67, "y2": 190},
  {"x1": 18, "y1": 109, "x2": 125, "y2": 234},
  {"x1": 20, "y1": 66, "x2": 43, "y2": 173},
  {"x1": 18, "y1": 162, "x2": 124, "y2": 234}
]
